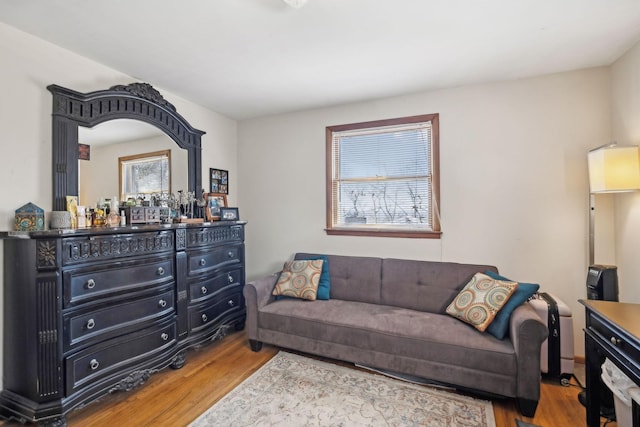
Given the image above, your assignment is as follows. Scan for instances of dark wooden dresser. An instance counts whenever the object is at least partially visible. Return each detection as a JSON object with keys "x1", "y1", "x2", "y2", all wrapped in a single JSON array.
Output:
[{"x1": 1, "y1": 222, "x2": 246, "y2": 426}]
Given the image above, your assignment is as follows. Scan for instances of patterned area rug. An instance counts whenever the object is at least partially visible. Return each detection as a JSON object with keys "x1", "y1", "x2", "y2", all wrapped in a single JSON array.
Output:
[{"x1": 189, "y1": 351, "x2": 496, "y2": 427}]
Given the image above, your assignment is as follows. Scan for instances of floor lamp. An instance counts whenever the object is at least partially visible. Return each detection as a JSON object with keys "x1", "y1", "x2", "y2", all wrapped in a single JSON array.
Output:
[{"x1": 587, "y1": 143, "x2": 640, "y2": 266}]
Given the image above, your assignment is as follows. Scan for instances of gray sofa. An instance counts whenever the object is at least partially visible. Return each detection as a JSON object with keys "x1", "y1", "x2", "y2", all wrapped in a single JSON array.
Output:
[{"x1": 243, "y1": 253, "x2": 548, "y2": 416}]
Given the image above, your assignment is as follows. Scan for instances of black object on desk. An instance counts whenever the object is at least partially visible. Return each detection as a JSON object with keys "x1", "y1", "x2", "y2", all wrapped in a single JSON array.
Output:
[{"x1": 580, "y1": 299, "x2": 640, "y2": 427}]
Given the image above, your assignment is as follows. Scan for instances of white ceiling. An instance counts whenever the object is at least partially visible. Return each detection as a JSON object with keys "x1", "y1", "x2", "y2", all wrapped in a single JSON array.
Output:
[{"x1": 1, "y1": 0, "x2": 640, "y2": 120}]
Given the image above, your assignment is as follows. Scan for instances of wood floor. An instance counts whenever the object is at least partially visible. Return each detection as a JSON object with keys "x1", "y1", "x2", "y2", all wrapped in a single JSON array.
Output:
[{"x1": 1, "y1": 330, "x2": 602, "y2": 427}]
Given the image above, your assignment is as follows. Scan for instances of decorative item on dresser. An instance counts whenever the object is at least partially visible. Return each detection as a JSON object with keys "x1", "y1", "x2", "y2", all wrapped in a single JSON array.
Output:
[
  {"x1": 123, "y1": 206, "x2": 162, "y2": 225},
  {"x1": 220, "y1": 207, "x2": 239, "y2": 221},
  {"x1": 49, "y1": 210, "x2": 72, "y2": 229},
  {"x1": 14, "y1": 202, "x2": 45, "y2": 231},
  {"x1": 205, "y1": 193, "x2": 227, "y2": 221},
  {"x1": 0, "y1": 222, "x2": 246, "y2": 426}
]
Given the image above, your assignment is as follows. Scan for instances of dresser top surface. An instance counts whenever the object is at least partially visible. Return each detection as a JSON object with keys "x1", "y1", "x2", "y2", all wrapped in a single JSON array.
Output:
[{"x1": 1, "y1": 221, "x2": 246, "y2": 239}]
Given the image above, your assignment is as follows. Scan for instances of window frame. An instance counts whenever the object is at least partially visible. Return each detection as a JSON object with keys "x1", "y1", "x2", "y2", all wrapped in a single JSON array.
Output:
[{"x1": 325, "y1": 113, "x2": 440, "y2": 239}]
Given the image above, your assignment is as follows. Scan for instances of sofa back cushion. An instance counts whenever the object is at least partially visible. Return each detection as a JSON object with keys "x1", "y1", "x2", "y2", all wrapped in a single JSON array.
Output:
[
  {"x1": 381, "y1": 258, "x2": 498, "y2": 313},
  {"x1": 295, "y1": 253, "x2": 382, "y2": 304}
]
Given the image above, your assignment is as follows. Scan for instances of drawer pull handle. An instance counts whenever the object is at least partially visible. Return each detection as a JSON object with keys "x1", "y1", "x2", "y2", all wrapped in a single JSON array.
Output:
[
  {"x1": 86, "y1": 279, "x2": 96, "y2": 289},
  {"x1": 161, "y1": 333, "x2": 169, "y2": 341},
  {"x1": 202, "y1": 314, "x2": 208, "y2": 322},
  {"x1": 86, "y1": 319, "x2": 95, "y2": 330},
  {"x1": 90, "y1": 359, "x2": 100, "y2": 370},
  {"x1": 158, "y1": 299, "x2": 167, "y2": 308},
  {"x1": 227, "y1": 251, "x2": 234, "y2": 258},
  {"x1": 201, "y1": 286, "x2": 208, "y2": 295},
  {"x1": 157, "y1": 267, "x2": 165, "y2": 276},
  {"x1": 611, "y1": 336, "x2": 621, "y2": 346},
  {"x1": 227, "y1": 274, "x2": 234, "y2": 283},
  {"x1": 228, "y1": 300, "x2": 235, "y2": 307},
  {"x1": 199, "y1": 259, "x2": 206, "y2": 267}
]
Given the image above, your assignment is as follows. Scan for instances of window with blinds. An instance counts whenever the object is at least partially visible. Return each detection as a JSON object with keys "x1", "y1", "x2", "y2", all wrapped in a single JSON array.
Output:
[
  {"x1": 119, "y1": 150, "x2": 171, "y2": 200},
  {"x1": 326, "y1": 114, "x2": 440, "y2": 238}
]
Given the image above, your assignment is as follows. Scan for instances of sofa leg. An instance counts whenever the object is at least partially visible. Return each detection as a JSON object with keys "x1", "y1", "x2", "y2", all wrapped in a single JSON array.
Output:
[
  {"x1": 517, "y1": 398, "x2": 539, "y2": 417},
  {"x1": 249, "y1": 339, "x2": 263, "y2": 352}
]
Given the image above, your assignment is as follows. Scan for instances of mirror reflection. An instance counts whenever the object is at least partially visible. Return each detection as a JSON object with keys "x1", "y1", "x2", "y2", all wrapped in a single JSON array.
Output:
[{"x1": 78, "y1": 119, "x2": 188, "y2": 208}]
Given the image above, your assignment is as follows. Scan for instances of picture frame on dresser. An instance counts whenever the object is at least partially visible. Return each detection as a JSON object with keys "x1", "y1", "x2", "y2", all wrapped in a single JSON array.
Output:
[
  {"x1": 220, "y1": 207, "x2": 239, "y2": 221},
  {"x1": 206, "y1": 193, "x2": 227, "y2": 221}
]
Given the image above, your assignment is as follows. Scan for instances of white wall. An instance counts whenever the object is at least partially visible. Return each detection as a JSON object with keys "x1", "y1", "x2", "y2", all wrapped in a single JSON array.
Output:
[
  {"x1": 0, "y1": 22, "x2": 237, "y2": 387},
  {"x1": 239, "y1": 68, "x2": 612, "y2": 357},
  {"x1": 611, "y1": 39, "x2": 640, "y2": 303}
]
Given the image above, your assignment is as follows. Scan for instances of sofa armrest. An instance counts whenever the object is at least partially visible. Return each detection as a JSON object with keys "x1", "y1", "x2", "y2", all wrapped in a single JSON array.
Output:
[
  {"x1": 509, "y1": 301, "x2": 548, "y2": 404},
  {"x1": 243, "y1": 273, "x2": 279, "y2": 341}
]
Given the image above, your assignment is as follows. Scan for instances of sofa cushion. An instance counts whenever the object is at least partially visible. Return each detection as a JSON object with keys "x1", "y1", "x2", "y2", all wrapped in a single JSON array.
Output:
[
  {"x1": 295, "y1": 253, "x2": 382, "y2": 304},
  {"x1": 272, "y1": 260, "x2": 323, "y2": 301},
  {"x1": 483, "y1": 270, "x2": 540, "y2": 340},
  {"x1": 445, "y1": 272, "x2": 518, "y2": 332},
  {"x1": 380, "y1": 258, "x2": 499, "y2": 313},
  {"x1": 258, "y1": 299, "x2": 517, "y2": 376},
  {"x1": 297, "y1": 254, "x2": 331, "y2": 300}
]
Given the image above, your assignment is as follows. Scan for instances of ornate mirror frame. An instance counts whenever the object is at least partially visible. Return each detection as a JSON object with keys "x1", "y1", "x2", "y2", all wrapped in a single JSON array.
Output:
[{"x1": 48, "y1": 83, "x2": 205, "y2": 211}]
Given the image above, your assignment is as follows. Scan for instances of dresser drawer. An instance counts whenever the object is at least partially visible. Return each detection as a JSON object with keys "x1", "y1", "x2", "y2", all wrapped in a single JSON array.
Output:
[
  {"x1": 187, "y1": 244, "x2": 242, "y2": 276},
  {"x1": 64, "y1": 288, "x2": 175, "y2": 350},
  {"x1": 185, "y1": 225, "x2": 244, "y2": 249},
  {"x1": 189, "y1": 268, "x2": 243, "y2": 304},
  {"x1": 65, "y1": 320, "x2": 176, "y2": 395},
  {"x1": 64, "y1": 255, "x2": 174, "y2": 307},
  {"x1": 62, "y1": 230, "x2": 174, "y2": 265},
  {"x1": 189, "y1": 290, "x2": 243, "y2": 333}
]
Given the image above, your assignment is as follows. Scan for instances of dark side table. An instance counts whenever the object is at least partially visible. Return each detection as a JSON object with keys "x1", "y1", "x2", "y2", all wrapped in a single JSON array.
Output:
[{"x1": 580, "y1": 299, "x2": 640, "y2": 427}]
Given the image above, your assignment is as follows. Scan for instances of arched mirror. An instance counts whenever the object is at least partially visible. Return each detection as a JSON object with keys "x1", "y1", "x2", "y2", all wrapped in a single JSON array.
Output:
[{"x1": 48, "y1": 83, "x2": 205, "y2": 211}]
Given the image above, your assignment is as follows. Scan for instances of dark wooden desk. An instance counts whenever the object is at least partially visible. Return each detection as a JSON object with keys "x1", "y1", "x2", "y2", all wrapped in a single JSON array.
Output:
[{"x1": 580, "y1": 299, "x2": 640, "y2": 427}]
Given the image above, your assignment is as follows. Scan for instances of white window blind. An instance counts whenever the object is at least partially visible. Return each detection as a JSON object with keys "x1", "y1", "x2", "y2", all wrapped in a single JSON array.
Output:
[{"x1": 327, "y1": 114, "x2": 440, "y2": 236}]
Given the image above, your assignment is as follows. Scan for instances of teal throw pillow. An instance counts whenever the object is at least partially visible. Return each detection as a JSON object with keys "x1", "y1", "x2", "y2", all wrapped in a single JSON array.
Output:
[
  {"x1": 300, "y1": 255, "x2": 331, "y2": 300},
  {"x1": 484, "y1": 270, "x2": 539, "y2": 340}
]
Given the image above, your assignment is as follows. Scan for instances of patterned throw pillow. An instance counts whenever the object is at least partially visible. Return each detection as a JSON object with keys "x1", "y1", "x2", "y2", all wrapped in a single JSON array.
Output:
[
  {"x1": 483, "y1": 270, "x2": 540, "y2": 340},
  {"x1": 445, "y1": 272, "x2": 518, "y2": 332},
  {"x1": 299, "y1": 255, "x2": 331, "y2": 300},
  {"x1": 272, "y1": 259, "x2": 324, "y2": 301}
]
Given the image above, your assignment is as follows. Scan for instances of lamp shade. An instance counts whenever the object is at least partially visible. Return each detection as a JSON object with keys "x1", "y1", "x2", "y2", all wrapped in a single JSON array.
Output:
[{"x1": 588, "y1": 144, "x2": 640, "y2": 193}]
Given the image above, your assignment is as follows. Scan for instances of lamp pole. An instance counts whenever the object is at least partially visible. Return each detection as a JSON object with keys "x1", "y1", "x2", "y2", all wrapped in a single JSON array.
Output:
[{"x1": 589, "y1": 193, "x2": 595, "y2": 266}]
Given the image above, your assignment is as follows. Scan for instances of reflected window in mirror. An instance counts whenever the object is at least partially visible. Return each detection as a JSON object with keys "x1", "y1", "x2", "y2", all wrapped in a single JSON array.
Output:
[{"x1": 119, "y1": 150, "x2": 171, "y2": 200}]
